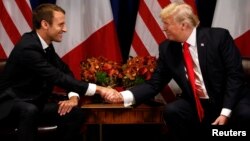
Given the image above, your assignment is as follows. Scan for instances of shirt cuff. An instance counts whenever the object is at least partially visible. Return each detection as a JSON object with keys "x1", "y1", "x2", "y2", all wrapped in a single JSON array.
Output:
[
  {"x1": 220, "y1": 108, "x2": 232, "y2": 117},
  {"x1": 120, "y1": 90, "x2": 135, "y2": 107},
  {"x1": 68, "y1": 92, "x2": 80, "y2": 99},
  {"x1": 85, "y1": 83, "x2": 96, "y2": 96}
]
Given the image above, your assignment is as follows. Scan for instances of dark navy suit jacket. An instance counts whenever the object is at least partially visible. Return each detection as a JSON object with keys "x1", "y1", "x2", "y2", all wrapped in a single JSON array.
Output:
[
  {"x1": 0, "y1": 31, "x2": 88, "y2": 119},
  {"x1": 129, "y1": 27, "x2": 246, "y2": 114}
]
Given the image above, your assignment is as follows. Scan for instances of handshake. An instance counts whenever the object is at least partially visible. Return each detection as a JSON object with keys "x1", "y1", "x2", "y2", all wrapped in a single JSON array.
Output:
[{"x1": 96, "y1": 86, "x2": 124, "y2": 104}]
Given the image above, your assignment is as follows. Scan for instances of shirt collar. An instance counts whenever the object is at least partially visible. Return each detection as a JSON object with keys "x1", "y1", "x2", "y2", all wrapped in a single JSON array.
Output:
[
  {"x1": 36, "y1": 32, "x2": 49, "y2": 50},
  {"x1": 185, "y1": 27, "x2": 196, "y2": 47}
]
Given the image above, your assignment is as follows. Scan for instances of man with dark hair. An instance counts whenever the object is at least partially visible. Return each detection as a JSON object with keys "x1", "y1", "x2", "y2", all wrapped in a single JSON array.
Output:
[{"x1": 0, "y1": 3, "x2": 119, "y2": 141}]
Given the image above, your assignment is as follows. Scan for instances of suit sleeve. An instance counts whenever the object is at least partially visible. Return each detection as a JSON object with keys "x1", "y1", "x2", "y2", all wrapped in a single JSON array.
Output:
[
  {"x1": 218, "y1": 29, "x2": 245, "y2": 109},
  {"x1": 20, "y1": 46, "x2": 88, "y2": 96},
  {"x1": 129, "y1": 41, "x2": 172, "y2": 104}
]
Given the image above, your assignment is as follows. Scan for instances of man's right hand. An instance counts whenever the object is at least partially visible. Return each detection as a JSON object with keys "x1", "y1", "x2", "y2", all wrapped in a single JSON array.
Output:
[{"x1": 96, "y1": 86, "x2": 124, "y2": 103}]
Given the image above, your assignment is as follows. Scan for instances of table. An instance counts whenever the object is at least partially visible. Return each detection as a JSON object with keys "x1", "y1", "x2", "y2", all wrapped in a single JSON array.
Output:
[{"x1": 80, "y1": 97, "x2": 165, "y2": 141}]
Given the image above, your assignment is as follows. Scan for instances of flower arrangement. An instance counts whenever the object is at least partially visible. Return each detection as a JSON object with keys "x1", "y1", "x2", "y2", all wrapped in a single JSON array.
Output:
[
  {"x1": 80, "y1": 56, "x2": 123, "y2": 87},
  {"x1": 121, "y1": 56, "x2": 157, "y2": 88},
  {"x1": 80, "y1": 56, "x2": 157, "y2": 89}
]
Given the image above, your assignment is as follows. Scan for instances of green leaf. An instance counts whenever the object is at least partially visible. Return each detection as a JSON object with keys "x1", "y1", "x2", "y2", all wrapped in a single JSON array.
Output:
[
  {"x1": 134, "y1": 76, "x2": 145, "y2": 85},
  {"x1": 96, "y1": 71, "x2": 109, "y2": 85}
]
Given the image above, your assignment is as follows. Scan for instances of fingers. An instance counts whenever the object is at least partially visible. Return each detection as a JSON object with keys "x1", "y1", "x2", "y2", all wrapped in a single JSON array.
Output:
[
  {"x1": 211, "y1": 115, "x2": 228, "y2": 125},
  {"x1": 105, "y1": 92, "x2": 123, "y2": 103},
  {"x1": 58, "y1": 100, "x2": 77, "y2": 116},
  {"x1": 97, "y1": 86, "x2": 124, "y2": 103}
]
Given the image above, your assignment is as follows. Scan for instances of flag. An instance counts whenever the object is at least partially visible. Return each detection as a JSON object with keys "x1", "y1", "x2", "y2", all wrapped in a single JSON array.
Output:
[
  {"x1": 0, "y1": 0, "x2": 32, "y2": 60},
  {"x1": 212, "y1": 0, "x2": 250, "y2": 58},
  {"x1": 129, "y1": 0, "x2": 197, "y2": 103},
  {"x1": 55, "y1": 0, "x2": 122, "y2": 79}
]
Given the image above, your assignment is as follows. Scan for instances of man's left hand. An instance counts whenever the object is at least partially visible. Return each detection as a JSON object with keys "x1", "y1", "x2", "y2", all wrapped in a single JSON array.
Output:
[{"x1": 212, "y1": 115, "x2": 229, "y2": 125}]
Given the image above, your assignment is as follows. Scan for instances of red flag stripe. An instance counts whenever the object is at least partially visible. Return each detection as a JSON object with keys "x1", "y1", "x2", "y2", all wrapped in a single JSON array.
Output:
[
  {"x1": 184, "y1": 0, "x2": 197, "y2": 14},
  {"x1": 131, "y1": 32, "x2": 150, "y2": 56},
  {"x1": 0, "y1": 44, "x2": 7, "y2": 59},
  {"x1": 158, "y1": 0, "x2": 171, "y2": 9},
  {"x1": 0, "y1": 0, "x2": 21, "y2": 45},
  {"x1": 139, "y1": 1, "x2": 166, "y2": 44},
  {"x1": 161, "y1": 84, "x2": 176, "y2": 103},
  {"x1": 235, "y1": 30, "x2": 250, "y2": 58},
  {"x1": 15, "y1": 0, "x2": 32, "y2": 28}
]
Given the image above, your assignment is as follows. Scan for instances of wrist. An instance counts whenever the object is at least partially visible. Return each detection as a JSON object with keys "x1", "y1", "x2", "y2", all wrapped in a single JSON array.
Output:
[
  {"x1": 69, "y1": 96, "x2": 79, "y2": 102},
  {"x1": 95, "y1": 86, "x2": 102, "y2": 94}
]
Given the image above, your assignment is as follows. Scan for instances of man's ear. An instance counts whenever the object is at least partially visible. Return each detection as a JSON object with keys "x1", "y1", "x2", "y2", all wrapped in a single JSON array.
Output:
[
  {"x1": 181, "y1": 22, "x2": 188, "y2": 30},
  {"x1": 41, "y1": 20, "x2": 49, "y2": 30}
]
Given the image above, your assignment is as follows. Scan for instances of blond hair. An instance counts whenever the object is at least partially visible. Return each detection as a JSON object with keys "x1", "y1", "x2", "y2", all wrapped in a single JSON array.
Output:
[{"x1": 160, "y1": 2, "x2": 199, "y2": 27}]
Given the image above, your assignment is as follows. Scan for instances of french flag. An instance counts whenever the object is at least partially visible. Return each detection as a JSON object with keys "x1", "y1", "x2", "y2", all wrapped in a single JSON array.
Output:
[
  {"x1": 212, "y1": 0, "x2": 250, "y2": 58},
  {"x1": 55, "y1": 0, "x2": 122, "y2": 79}
]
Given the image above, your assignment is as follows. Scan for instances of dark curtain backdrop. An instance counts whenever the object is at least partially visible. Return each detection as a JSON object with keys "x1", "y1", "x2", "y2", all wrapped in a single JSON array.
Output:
[{"x1": 30, "y1": 0, "x2": 217, "y2": 61}]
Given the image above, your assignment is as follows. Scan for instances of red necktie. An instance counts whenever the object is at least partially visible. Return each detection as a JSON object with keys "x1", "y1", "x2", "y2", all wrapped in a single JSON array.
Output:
[{"x1": 183, "y1": 42, "x2": 204, "y2": 122}]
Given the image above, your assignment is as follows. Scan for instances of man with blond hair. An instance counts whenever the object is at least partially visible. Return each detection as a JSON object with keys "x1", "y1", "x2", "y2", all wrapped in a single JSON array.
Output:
[{"x1": 107, "y1": 2, "x2": 250, "y2": 140}]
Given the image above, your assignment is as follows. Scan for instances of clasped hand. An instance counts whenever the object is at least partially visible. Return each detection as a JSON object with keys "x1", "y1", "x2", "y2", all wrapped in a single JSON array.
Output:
[{"x1": 96, "y1": 86, "x2": 123, "y2": 103}]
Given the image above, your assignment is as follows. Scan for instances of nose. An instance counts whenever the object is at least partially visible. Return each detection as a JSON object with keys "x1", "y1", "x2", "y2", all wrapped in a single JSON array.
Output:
[
  {"x1": 162, "y1": 27, "x2": 167, "y2": 32},
  {"x1": 63, "y1": 25, "x2": 67, "y2": 32},
  {"x1": 162, "y1": 25, "x2": 168, "y2": 32}
]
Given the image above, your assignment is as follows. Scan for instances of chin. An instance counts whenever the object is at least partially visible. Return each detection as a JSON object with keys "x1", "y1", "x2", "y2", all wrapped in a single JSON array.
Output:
[{"x1": 54, "y1": 39, "x2": 62, "y2": 42}]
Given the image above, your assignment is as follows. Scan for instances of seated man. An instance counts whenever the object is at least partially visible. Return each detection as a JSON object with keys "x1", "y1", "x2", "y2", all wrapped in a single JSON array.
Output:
[
  {"x1": 0, "y1": 3, "x2": 119, "y2": 141},
  {"x1": 106, "y1": 2, "x2": 250, "y2": 140}
]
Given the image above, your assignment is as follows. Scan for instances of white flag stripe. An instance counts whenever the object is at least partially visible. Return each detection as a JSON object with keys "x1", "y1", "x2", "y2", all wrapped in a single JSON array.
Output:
[
  {"x1": 55, "y1": 0, "x2": 114, "y2": 57},
  {"x1": 54, "y1": 0, "x2": 85, "y2": 57},
  {"x1": 144, "y1": 0, "x2": 165, "y2": 31},
  {"x1": 212, "y1": 0, "x2": 250, "y2": 39},
  {"x1": 26, "y1": 0, "x2": 32, "y2": 8},
  {"x1": 135, "y1": 15, "x2": 159, "y2": 57},
  {"x1": 129, "y1": 45, "x2": 137, "y2": 57},
  {"x1": 168, "y1": 79, "x2": 182, "y2": 95},
  {"x1": 0, "y1": 22, "x2": 14, "y2": 56},
  {"x1": 2, "y1": 0, "x2": 31, "y2": 37}
]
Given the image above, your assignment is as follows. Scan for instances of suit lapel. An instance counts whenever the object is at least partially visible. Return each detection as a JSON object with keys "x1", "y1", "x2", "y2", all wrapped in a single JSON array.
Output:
[
  {"x1": 169, "y1": 42, "x2": 190, "y2": 93},
  {"x1": 45, "y1": 44, "x2": 57, "y2": 65}
]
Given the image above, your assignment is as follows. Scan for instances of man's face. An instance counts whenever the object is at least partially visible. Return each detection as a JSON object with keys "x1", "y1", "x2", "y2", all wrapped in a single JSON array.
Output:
[
  {"x1": 47, "y1": 11, "x2": 67, "y2": 42},
  {"x1": 162, "y1": 16, "x2": 183, "y2": 41}
]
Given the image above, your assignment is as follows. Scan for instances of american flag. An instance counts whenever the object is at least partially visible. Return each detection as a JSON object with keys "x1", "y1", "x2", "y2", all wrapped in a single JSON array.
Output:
[{"x1": 0, "y1": 0, "x2": 32, "y2": 59}]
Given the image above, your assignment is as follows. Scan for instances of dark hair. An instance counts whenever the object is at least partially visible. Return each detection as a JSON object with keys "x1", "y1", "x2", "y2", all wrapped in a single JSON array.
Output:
[{"x1": 32, "y1": 3, "x2": 65, "y2": 30}]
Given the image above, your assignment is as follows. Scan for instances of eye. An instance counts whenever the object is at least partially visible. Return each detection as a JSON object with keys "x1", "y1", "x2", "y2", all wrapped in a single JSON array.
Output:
[{"x1": 59, "y1": 23, "x2": 64, "y2": 28}]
